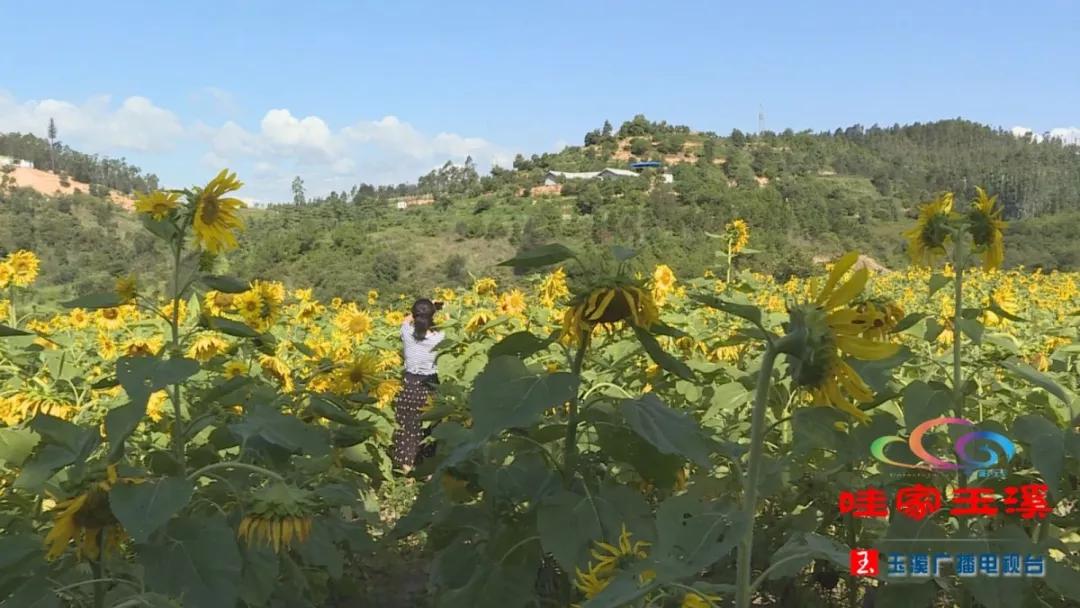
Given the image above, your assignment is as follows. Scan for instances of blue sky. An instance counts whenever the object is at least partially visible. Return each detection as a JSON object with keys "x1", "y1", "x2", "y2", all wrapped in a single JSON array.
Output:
[{"x1": 1, "y1": 0, "x2": 1077, "y2": 201}]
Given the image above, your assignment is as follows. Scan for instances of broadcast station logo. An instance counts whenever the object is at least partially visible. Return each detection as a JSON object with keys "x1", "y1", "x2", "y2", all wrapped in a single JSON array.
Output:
[
  {"x1": 870, "y1": 416, "x2": 1016, "y2": 475},
  {"x1": 850, "y1": 549, "x2": 879, "y2": 577}
]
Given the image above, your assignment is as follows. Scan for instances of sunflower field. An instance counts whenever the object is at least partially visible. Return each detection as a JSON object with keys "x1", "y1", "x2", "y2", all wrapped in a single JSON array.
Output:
[{"x1": 0, "y1": 173, "x2": 1077, "y2": 608}]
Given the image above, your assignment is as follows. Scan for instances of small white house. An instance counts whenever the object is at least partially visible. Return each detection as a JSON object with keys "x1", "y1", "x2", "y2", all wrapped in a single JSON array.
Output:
[{"x1": 661, "y1": 173, "x2": 674, "y2": 184}]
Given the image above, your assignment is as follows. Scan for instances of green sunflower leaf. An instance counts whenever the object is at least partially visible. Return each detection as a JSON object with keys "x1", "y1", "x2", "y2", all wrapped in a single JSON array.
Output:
[{"x1": 497, "y1": 244, "x2": 576, "y2": 269}]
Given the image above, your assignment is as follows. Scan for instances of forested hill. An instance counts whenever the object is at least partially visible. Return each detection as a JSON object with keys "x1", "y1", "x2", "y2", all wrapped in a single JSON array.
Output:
[
  {"x1": 228, "y1": 117, "x2": 1080, "y2": 298},
  {"x1": 4, "y1": 117, "x2": 1080, "y2": 301}
]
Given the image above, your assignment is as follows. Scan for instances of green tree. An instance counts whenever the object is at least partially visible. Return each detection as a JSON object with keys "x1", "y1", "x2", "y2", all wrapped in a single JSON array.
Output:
[
  {"x1": 630, "y1": 137, "x2": 650, "y2": 156},
  {"x1": 291, "y1": 176, "x2": 306, "y2": 206},
  {"x1": 47, "y1": 118, "x2": 57, "y2": 172}
]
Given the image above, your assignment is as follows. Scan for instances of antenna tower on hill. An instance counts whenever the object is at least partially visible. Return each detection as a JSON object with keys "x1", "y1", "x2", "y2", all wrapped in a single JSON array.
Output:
[{"x1": 758, "y1": 105, "x2": 765, "y2": 134}]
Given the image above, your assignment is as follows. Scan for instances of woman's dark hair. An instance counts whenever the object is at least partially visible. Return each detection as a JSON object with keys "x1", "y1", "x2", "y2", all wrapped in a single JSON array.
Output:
[{"x1": 411, "y1": 298, "x2": 437, "y2": 340}]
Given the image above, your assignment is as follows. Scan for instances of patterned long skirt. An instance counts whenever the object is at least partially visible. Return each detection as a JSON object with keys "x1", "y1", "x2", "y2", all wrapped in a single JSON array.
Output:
[{"x1": 391, "y1": 372, "x2": 438, "y2": 470}]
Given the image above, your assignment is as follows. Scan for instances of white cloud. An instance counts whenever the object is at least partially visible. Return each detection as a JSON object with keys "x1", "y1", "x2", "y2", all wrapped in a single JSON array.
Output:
[
  {"x1": 1011, "y1": 125, "x2": 1080, "y2": 145},
  {"x1": 0, "y1": 91, "x2": 510, "y2": 200},
  {"x1": 1048, "y1": 127, "x2": 1080, "y2": 145},
  {"x1": 260, "y1": 109, "x2": 338, "y2": 160},
  {"x1": 0, "y1": 91, "x2": 183, "y2": 152}
]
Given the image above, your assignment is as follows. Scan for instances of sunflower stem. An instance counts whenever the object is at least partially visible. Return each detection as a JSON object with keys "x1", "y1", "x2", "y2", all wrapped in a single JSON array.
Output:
[
  {"x1": 169, "y1": 239, "x2": 185, "y2": 469},
  {"x1": 726, "y1": 240, "x2": 733, "y2": 285},
  {"x1": 562, "y1": 331, "x2": 590, "y2": 486},
  {"x1": 735, "y1": 334, "x2": 795, "y2": 608},
  {"x1": 951, "y1": 239, "x2": 973, "y2": 608},
  {"x1": 8, "y1": 284, "x2": 16, "y2": 327}
]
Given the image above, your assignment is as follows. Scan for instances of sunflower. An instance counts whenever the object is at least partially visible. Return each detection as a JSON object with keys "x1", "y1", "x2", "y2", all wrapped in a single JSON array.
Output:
[
  {"x1": 114, "y1": 275, "x2": 137, "y2": 303},
  {"x1": 186, "y1": 333, "x2": 230, "y2": 362},
  {"x1": 464, "y1": 309, "x2": 495, "y2": 334},
  {"x1": 0, "y1": 262, "x2": 13, "y2": 288},
  {"x1": 44, "y1": 465, "x2": 142, "y2": 560},
  {"x1": 134, "y1": 190, "x2": 180, "y2": 221},
  {"x1": 904, "y1": 193, "x2": 956, "y2": 266},
  {"x1": 651, "y1": 264, "x2": 677, "y2": 305},
  {"x1": 192, "y1": 169, "x2": 245, "y2": 253},
  {"x1": 367, "y1": 289, "x2": 379, "y2": 305},
  {"x1": 333, "y1": 303, "x2": 373, "y2": 341},
  {"x1": 161, "y1": 299, "x2": 188, "y2": 325},
  {"x1": 726, "y1": 218, "x2": 751, "y2": 254},
  {"x1": 223, "y1": 360, "x2": 248, "y2": 379},
  {"x1": 781, "y1": 251, "x2": 900, "y2": 422},
  {"x1": 968, "y1": 186, "x2": 1006, "y2": 270},
  {"x1": 574, "y1": 525, "x2": 654, "y2": 602},
  {"x1": 235, "y1": 289, "x2": 265, "y2": 323},
  {"x1": 539, "y1": 267, "x2": 570, "y2": 309},
  {"x1": 95, "y1": 307, "x2": 126, "y2": 332},
  {"x1": 496, "y1": 289, "x2": 528, "y2": 318},
  {"x1": 146, "y1": 390, "x2": 169, "y2": 422},
  {"x1": 237, "y1": 484, "x2": 315, "y2": 554},
  {"x1": 332, "y1": 354, "x2": 381, "y2": 394},
  {"x1": 67, "y1": 308, "x2": 91, "y2": 329},
  {"x1": 203, "y1": 290, "x2": 235, "y2": 316},
  {"x1": 7, "y1": 250, "x2": 40, "y2": 287},
  {"x1": 376, "y1": 349, "x2": 403, "y2": 372},
  {"x1": 97, "y1": 332, "x2": 118, "y2": 360},
  {"x1": 375, "y1": 378, "x2": 402, "y2": 408},
  {"x1": 258, "y1": 354, "x2": 294, "y2": 393},
  {"x1": 852, "y1": 298, "x2": 905, "y2": 341},
  {"x1": 473, "y1": 277, "x2": 498, "y2": 296},
  {"x1": 682, "y1": 590, "x2": 722, "y2": 608},
  {"x1": 562, "y1": 282, "x2": 659, "y2": 345},
  {"x1": 123, "y1": 335, "x2": 163, "y2": 358}
]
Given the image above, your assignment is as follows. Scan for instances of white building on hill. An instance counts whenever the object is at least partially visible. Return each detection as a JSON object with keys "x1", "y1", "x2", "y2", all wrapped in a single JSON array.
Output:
[
  {"x1": 543, "y1": 168, "x2": 639, "y2": 186},
  {"x1": 0, "y1": 155, "x2": 33, "y2": 169}
]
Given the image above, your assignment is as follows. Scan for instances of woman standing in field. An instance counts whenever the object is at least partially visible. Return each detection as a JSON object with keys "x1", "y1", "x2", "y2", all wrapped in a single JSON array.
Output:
[{"x1": 392, "y1": 298, "x2": 443, "y2": 474}]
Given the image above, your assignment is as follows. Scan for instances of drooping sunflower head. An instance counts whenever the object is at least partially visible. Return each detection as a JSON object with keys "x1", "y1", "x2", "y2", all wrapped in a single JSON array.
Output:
[
  {"x1": 539, "y1": 267, "x2": 570, "y2": 309},
  {"x1": 725, "y1": 218, "x2": 751, "y2": 253},
  {"x1": 465, "y1": 309, "x2": 496, "y2": 334},
  {"x1": 237, "y1": 483, "x2": 316, "y2": 554},
  {"x1": 134, "y1": 190, "x2": 181, "y2": 221},
  {"x1": 562, "y1": 279, "x2": 659, "y2": 345},
  {"x1": 472, "y1": 277, "x2": 498, "y2": 296},
  {"x1": 44, "y1": 465, "x2": 141, "y2": 561},
  {"x1": 191, "y1": 169, "x2": 245, "y2": 254},
  {"x1": 115, "y1": 275, "x2": 138, "y2": 303},
  {"x1": 782, "y1": 252, "x2": 900, "y2": 422},
  {"x1": 968, "y1": 186, "x2": 1006, "y2": 270},
  {"x1": 186, "y1": 332, "x2": 230, "y2": 362},
  {"x1": 6, "y1": 250, "x2": 40, "y2": 287},
  {"x1": 903, "y1": 193, "x2": 956, "y2": 266}
]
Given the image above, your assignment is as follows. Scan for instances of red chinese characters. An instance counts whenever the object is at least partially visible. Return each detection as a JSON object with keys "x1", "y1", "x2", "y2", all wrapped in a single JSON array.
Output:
[
  {"x1": 839, "y1": 488, "x2": 889, "y2": 518},
  {"x1": 895, "y1": 484, "x2": 942, "y2": 520},
  {"x1": 1002, "y1": 484, "x2": 1052, "y2": 519},
  {"x1": 838, "y1": 484, "x2": 1052, "y2": 520}
]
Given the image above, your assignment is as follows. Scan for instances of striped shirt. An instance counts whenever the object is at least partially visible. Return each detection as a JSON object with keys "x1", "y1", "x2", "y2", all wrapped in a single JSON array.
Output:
[{"x1": 401, "y1": 320, "x2": 443, "y2": 376}]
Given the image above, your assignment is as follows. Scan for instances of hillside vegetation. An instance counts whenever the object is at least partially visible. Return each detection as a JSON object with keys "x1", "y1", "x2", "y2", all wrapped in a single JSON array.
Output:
[{"x1": 3, "y1": 117, "x2": 1080, "y2": 302}]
